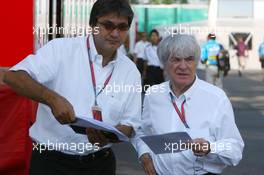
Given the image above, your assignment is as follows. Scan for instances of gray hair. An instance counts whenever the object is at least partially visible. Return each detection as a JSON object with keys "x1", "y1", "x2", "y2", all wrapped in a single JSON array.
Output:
[{"x1": 157, "y1": 34, "x2": 201, "y2": 67}]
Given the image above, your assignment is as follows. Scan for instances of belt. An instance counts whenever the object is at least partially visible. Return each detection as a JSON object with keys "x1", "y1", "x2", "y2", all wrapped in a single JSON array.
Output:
[
  {"x1": 46, "y1": 148, "x2": 112, "y2": 162},
  {"x1": 148, "y1": 65, "x2": 161, "y2": 69},
  {"x1": 33, "y1": 141, "x2": 112, "y2": 162}
]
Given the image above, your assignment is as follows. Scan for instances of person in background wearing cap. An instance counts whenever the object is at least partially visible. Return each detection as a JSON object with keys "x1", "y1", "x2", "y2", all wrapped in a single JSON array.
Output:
[
  {"x1": 3, "y1": 0, "x2": 141, "y2": 174},
  {"x1": 201, "y1": 34, "x2": 223, "y2": 89}
]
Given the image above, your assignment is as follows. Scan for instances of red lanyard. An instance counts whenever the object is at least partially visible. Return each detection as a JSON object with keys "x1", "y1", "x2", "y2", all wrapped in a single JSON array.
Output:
[
  {"x1": 169, "y1": 92, "x2": 190, "y2": 128},
  {"x1": 86, "y1": 36, "x2": 114, "y2": 105}
]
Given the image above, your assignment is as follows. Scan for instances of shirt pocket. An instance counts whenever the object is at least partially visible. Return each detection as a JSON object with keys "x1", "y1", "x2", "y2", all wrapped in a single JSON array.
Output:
[{"x1": 104, "y1": 94, "x2": 124, "y2": 123}]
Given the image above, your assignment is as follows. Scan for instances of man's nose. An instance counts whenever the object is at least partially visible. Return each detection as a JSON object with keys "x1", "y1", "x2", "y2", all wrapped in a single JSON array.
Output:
[
  {"x1": 110, "y1": 28, "x2": 120, "y2": 38},
  {"x1": 178, "y1": 59, "x2": 188, "y2": 69}
]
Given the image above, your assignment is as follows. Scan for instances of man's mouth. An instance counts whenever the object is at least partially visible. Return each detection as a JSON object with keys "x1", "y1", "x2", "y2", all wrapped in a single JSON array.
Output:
[
  {"x1": 177, "y1": 73, "x2": 189, "y2": 76},
  {"x1": 107, "y1": 39, "x2": 120, "y2": 45}
]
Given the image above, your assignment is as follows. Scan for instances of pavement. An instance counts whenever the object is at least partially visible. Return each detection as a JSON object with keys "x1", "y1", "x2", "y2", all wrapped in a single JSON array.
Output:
[{"x1": 112, "y1": 69, "x2": 264, "y2": 175}]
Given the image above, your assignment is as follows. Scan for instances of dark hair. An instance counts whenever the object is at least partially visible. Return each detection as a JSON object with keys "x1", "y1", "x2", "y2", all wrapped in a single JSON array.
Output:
[
  {"x1": 89, "y1": 0, "x2": 134, "y2": 27},
  {"x1": 149, "y1": 29, "x2": 159, "y2": 37},
  {"x1": 208, "y1": 33, "x2": 216, "y2": 40}
]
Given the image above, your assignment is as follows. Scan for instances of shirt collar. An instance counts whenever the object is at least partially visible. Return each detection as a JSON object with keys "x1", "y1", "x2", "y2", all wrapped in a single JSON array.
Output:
[
  {"x1": 88, "y1": 35, "x2": 118, "y2": 65},
  {"x1": 167, "y1": 75, "x2": 199, "y2": 104}
]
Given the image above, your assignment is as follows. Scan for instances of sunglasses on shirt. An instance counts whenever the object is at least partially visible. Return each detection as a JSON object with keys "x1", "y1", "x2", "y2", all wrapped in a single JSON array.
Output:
[{"x1": 97, "y1": 20, "x2": 129, "y2": 32}]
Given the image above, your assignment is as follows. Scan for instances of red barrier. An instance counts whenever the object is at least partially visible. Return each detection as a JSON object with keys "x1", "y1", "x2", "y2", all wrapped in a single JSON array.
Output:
[
  {"x1": 0, "y1": 0, "x2": 33, "y2": 67},
  {"x1": 0, "y1": 85, "x2": 37, "y2": 175}
]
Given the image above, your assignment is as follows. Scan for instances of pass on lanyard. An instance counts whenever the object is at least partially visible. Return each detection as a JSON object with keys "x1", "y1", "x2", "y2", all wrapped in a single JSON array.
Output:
[
  {"x1": 86, "y1": 36, "x2": 114, "y2": 121},
  {"x1": 169, "y1": 92, "x2": 190, "y2": 129}
]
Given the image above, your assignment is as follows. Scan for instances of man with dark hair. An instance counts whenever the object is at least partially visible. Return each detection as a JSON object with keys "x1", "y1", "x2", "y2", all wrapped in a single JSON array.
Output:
[
  {"x1": 144, "y1": 29, "x2": 164, "y2": 87},
  {"x1": 3, "y1": 0, "x2": 141, "y2": 175},
  {"x1": 89, "y1": 0, "x2": 134, "y2": 27}
]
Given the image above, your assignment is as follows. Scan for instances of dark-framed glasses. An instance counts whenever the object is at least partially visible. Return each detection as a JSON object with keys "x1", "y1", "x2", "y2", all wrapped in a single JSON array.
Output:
[{"x1": 97, "y1": 20, "x2": 129, "y2": 32}]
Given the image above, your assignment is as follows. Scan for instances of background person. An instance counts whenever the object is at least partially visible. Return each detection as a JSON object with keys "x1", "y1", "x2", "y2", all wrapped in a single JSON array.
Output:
[
  {"x1": 133, "y1": 32, "x2": 150, "y2": 77},
  {"x1": 235, "y1": 37, "x2": 248, "y2": 77},
  {"x1": 258, "y1": 40, "x2": 264, "y2": 82},
  {"x1": 143, "y1": 29, "x2": 164, "y2": 87},
  {"x1": 201, "y1": 33, "x2": 223, "y2": 89}
]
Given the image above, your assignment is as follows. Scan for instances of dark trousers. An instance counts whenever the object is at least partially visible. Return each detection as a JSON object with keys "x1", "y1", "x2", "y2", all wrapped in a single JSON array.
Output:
[
  {"x1": 145, "y1": 66, "x2": 164, "y2": 86},
  {"x1": 136, "y1": 58, "x2": 145, "y2": 75},
  {"x1": 30, "y1": 148, "x2": 116, "y2": 175},
  {"x1": 261, "y1": 59, "x2": 264, "y2": 68}
]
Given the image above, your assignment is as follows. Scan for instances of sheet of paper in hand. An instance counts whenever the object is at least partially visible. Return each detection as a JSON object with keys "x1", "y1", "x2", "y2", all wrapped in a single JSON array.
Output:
[
  {"x1": 70, "y1": 116, "x2": 129, "y2": 142},
  {"x1": 141, "y1": 132, "x2": 192, "y2": 155}
]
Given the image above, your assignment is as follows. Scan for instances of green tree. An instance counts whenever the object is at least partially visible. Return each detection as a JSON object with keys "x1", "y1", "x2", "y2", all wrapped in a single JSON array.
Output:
[
  {"x1": 162, "y1": 0, "x2": 173, "y2": 4},
  {"x1": 130, "y1": 0, "x2": 139, "y2": 4},
  {"x1": 151, "y1": 0, "x2": 161, "y2": 4},
  {"x1": 180, "y1": 0, "x2": 188, "y2": 4}
]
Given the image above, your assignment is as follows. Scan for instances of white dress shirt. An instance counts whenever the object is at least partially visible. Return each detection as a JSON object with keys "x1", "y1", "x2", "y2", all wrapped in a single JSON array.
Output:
[
  {"x1": 10, "y1": 35, "x2": 142, "y2": 155},
  {"x1": 144, "y1": 44, "x2": 163, "y2": 67},
  {"x1": 134, "y1": 40, "x2": 150, "y2": 59},
  {"x1": 133, "y1": 77, "x2": 244, "y2": 175},
  {"x1": 118, "y1": 44, "x2": 127, "y2": 55}
]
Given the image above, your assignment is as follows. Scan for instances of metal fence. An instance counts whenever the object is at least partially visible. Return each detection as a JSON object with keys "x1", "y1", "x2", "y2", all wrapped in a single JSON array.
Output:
[{"x1": 34, "y1": 0, "x2": 95, "y2": 50}]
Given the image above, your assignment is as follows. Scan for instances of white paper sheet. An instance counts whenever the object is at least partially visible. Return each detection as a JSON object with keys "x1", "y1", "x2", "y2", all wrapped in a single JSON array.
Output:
[
  {"x1": 141, "y1": 132, "x2": 193, "y2": 154},
  {"x1": 70, "y1": 116, "x2": 129, "y2": 142}
]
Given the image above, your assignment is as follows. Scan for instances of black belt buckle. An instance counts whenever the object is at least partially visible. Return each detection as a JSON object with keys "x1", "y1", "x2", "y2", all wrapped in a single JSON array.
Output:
[{"x1": 78, "y1": 148, "x2": 110, "y2": 162}]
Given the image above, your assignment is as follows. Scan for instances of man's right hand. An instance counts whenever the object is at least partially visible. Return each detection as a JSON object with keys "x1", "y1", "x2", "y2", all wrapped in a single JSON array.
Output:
[
  {"x1": 86, "y1": 128, "x2": 109, "y2": 147},
  {"x1": 0, "y1": 67, "x2": 9, "y2": 86},
  {"x1": 47, "y1": 93, "x2": 76, "y2": 124},
  {"x1": 140, "y1": 153, "x2": 157, "y2": 175}
]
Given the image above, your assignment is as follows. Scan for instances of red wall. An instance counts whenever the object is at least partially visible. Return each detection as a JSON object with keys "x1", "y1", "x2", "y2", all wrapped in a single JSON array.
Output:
[{"x1": 0, "y1": 1, "x2": 33, "y2": 67}]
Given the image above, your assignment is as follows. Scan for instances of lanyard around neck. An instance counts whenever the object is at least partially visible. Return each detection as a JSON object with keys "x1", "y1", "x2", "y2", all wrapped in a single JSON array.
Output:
[
  {"x1": 86, "y1": 36, "x2": 114, "y2": 105},
  {"x1": 169, "y1": 92, "x2": 190, "y2": 129}
]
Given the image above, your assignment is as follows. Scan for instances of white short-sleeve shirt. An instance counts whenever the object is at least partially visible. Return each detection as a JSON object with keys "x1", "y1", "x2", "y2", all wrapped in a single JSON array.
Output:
[
  {"x1": 10, "y1": 35, "x2": 142, "y2": 155},
  {"x1": 134, "y1": 40, "x2": 150, "y2": 59},
  {"x1": 144, "y1": 44, "x2": 163, "y2": 67}
]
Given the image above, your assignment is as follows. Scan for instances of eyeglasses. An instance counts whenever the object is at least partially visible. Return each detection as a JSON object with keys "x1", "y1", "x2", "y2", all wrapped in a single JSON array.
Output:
[{"x1": 97, "y1": 20, "x2": 129, "y2": 32}]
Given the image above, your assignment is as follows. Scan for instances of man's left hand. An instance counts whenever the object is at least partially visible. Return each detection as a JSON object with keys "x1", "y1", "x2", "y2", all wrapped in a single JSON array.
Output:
[
  {"x1": 86, "y1": 128, "x2": 109, "y2": 147},
  {"x1": 115, "y1": 124, "x2": 133, "y2": 138},
  {"x1": 191, "y1": 138, "x2": 211, "y2": 157}
]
